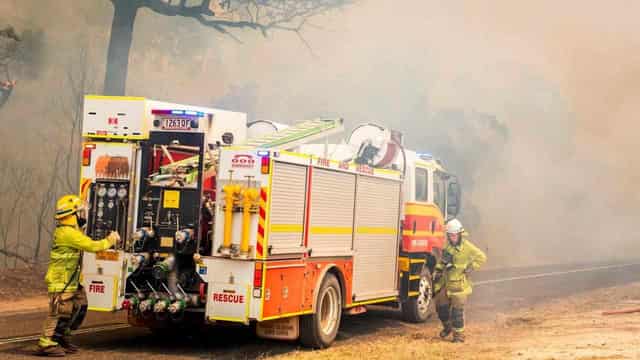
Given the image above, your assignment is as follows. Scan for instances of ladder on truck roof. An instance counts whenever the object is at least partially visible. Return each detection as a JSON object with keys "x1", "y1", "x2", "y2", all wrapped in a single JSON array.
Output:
[{"x1": 243, "y1": 118, "x2": 344, "y2": 150}]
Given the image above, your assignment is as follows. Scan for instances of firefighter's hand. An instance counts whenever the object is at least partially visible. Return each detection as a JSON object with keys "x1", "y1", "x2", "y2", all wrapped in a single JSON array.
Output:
[
  {"x1": 433, "y1": 270, "x2": 442, "y2": 283},
  {"x1": 106, "y1": 231, "x2": 121, "y2": 247},
  {"x1": 464, "y1": 266, "x2": 473, "y2": 274}
]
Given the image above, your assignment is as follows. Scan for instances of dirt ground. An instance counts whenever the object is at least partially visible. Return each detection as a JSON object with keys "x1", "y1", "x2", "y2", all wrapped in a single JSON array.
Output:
[
  {"x1": 1, "y1": 267, "x2": 639, "y2": 360},
  {"x1": 277, "y1": 282, "x2": 640, "y2": 360}
]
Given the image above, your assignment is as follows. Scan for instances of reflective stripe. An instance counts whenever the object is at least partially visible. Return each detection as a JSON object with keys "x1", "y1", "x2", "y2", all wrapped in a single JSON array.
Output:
[
  {"x1": 270, "y1": 224, "x2": 304, "y2": 233},
  {"x1": 356, "y1": 227, "x2": 397, "y2": 235},
  {"x1": 309, "y1": 226, "x2": 352, "y2": 235}
]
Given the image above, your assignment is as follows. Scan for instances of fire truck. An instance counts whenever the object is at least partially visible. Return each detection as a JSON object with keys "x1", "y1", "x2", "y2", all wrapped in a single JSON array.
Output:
[{"x1": 79, "y1": 95, "x2": 461, "y2": 348}]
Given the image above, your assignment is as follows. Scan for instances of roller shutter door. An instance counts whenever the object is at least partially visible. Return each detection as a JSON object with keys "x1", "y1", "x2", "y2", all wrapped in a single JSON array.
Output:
[
  {"x1": 308, "y1": 168, "x2": 356, "y2": 257},
  {"x1": 352, "y1": 175, "x2": 401, "y2": 300},
  {"x1": 268, "y1": 161, "x2": 307, "y2": 254}
]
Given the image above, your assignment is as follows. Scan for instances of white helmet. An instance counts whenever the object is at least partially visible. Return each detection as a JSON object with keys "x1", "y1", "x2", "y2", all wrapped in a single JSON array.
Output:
[{"x1": 446, "y1": 218, "x2": 464, "y2": 234}]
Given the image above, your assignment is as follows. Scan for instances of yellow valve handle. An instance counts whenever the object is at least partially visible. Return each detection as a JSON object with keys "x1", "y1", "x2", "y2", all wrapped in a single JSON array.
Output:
[
  {"x1": 221, "y1": 184, "x2": 242, "y2": 251},
  {"x1": 239, "y1": 188, "x2": 260, "y2": 255}
]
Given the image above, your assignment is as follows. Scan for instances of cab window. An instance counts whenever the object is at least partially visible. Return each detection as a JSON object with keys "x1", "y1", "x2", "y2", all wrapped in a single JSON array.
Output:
[
  {"x1": 434, "y1": 171, "x2": 446, "y2": 211},
  {"x1": 415, "y1": 168, "x2": 429, "y2": 202}
]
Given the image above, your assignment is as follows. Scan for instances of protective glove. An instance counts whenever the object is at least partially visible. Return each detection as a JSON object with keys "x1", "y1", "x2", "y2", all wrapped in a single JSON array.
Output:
[
  {"x1": 106, "y1": 231, "x2": 121, "y2": 248},
  {"x1": 463, "y1": 265, "x2": 473, "y2": 275}
]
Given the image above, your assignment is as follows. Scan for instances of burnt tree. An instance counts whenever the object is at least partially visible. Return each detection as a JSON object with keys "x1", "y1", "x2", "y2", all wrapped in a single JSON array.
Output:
[{"x1": 105, "y1": 0, "x2": 348, "y2": 95}]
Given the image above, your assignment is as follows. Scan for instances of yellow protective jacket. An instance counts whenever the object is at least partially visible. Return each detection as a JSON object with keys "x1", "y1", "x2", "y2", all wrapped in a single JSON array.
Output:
[
  {"x1": 434, "y1": 233, "x2": 487, "y2": 296},
  {"x1": 45, "y1": 225, "x2": 113, "y2": 293}
]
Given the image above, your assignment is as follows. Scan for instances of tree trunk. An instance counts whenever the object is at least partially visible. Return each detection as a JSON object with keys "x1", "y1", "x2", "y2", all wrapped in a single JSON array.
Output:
[{"x1": 103, "y1": 1, "x2": 140, "y2": 96}]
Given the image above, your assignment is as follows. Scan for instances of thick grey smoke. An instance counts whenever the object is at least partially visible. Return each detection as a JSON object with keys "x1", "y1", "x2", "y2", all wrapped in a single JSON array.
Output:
[{"x1": 1, "y1": 0, "x2": 639, "y2": 267}]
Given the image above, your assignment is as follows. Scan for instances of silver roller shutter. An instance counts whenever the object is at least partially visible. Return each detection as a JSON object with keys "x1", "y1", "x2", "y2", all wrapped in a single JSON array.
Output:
[
  {"x1": 352, "y1": 175, "x2": 401, "y2": 300},
  {"x1": 268, "y1": 161, "x2": 307, "y2": 254},
  {"x1": 308, "y1": 168, "x2": 356, "y2": 257}
]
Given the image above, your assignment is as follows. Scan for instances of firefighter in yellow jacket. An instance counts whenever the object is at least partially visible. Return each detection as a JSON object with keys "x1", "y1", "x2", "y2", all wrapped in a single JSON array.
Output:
[
  {"x1": 37, "y1": 195, "x2": 120, "y2": 357},
  {"x1": 433, "y1": 218, "x2": 487, "y2": 343}
]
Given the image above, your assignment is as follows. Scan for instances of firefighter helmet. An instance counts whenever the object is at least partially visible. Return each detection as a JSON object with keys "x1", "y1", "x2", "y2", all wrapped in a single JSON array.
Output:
[
  {"x1": 446, "y1": 218, "x2": 464, "y2": 234},
  {"x1": 55, "y1": 195, "x2": 84, "y2": 219}
]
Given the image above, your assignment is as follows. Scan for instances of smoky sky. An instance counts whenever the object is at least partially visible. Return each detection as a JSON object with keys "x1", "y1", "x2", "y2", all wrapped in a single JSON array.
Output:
[{"x1": 2, "y1": 0, "x2": 640, "y2": 266}]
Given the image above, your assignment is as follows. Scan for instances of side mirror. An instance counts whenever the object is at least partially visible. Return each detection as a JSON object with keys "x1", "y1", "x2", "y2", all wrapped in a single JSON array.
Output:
[{"x1": 447, "y1": 181, "x2": 461, "y2": 217}]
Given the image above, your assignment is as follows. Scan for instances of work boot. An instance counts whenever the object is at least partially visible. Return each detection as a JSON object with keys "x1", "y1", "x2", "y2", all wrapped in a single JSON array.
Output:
[
  {"x1": 54, "y1": 336, "x2": 79, "y2": 354},
  {"x1": 439, "y1": 325, "x2": 452, "y2": 339},
  {"x1": 35, "y1": 345, "x2": 66, "y2": 357},
  {"x1": 452, "y1": 331, "x2": 465, "y2": 343}
]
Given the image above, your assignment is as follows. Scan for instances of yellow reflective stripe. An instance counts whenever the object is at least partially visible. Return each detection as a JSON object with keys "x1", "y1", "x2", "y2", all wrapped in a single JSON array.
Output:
[
  {"x1": 408, "y1": 291, "x2": 420, "y2": 297},
  {"x1": 50, "y1": 253, "x2": 80, "y2": 260},
  {"x1": 310, "y1": 226, "x2": 352, "y2": 235},
  {"x1": 85, "y1": 95, "x2": 145, "y2": 101},
  {"x1": 373, "y1": 168, "x2": 401, "y2": 176},
  {"x1": 356, "y1": 227, "x2": 397, "y2": 235},
  {"x1": 88, "y1": 307, "x2": 112, "y2": 312},
  {"x1": 209, "y1": 316, "x2": 246, "y2": 323},
  {"x1": 349, "y1": 296, "x2": 397, "y2": 307},
  {"x1": 409, "y1": 275, "x2": 421, "y2": 281},
  {"x1": 261, "y1": 310, "x2": 313, "y2": 321},
  {"x1": 272, "y1": 226, "x2": 396, "y2": 235},
  {"x1": 410, "y1": 258, "x2": 426, "y2": 264},
  {"x1": 270, "y1": 224, "x2": 303, "y2": 233}
]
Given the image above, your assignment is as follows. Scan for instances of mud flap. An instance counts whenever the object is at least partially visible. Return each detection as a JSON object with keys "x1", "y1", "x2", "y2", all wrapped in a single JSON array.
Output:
[{"x1": 256, "y1": 316, "x2": 300, "y2": 340}]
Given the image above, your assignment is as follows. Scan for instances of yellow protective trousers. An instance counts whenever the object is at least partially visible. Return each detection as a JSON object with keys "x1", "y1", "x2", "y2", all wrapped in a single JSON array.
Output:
[{"x1": 38, "y1": 287, "x2": 87, "y2": 348}]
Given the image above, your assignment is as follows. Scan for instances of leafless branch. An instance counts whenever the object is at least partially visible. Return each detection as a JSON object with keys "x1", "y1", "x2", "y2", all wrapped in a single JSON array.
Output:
[{"x1": 138, "y1": 0, "x2": 350, "y2": 46}]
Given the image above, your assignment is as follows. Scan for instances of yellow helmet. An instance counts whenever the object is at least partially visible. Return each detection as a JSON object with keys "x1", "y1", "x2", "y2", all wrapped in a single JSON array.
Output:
[{"x1": 55, "y1": 195, "x2": 84, "y2": 220}]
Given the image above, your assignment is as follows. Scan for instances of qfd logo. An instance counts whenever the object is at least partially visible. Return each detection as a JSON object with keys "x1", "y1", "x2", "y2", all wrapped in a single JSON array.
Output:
[
  {"x1": 89, "y1": 282, "x2": 105, "y2": 294},
  {"x1": 108, "y1": 117, "x2": 118, "y2": 125},
  {"x1": 231, "y1": 154, "x2": 255, "y2": 169}
]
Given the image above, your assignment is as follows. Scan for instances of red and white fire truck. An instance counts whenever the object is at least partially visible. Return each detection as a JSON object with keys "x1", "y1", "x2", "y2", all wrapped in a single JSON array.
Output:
[{"x1": 79, "y1": 95, "x2": 461, "y2": 348}]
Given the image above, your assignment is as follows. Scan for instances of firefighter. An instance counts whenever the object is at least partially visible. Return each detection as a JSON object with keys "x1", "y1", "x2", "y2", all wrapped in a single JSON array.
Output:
[
  {"x1": 433, "y1": 218, "x2": 487, "y2": 343},
  {"x1": 36, "y1": 195, "x2": 120, "y2": 357}
]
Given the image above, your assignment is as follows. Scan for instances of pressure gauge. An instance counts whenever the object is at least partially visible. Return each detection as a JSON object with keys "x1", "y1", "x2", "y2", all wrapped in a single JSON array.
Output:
[
  {"x1": 107, "y1": 187, "x2": 117, "y2": 198},
  {"x1": 107, "y1": 201, "x2": 114, "y2": 209},
  {"x1": 97, "y1": 187, "x2": 107, "y2": 197},
  {"x1": 117, "y1": 187, "x2": 127, "y2": 199}
]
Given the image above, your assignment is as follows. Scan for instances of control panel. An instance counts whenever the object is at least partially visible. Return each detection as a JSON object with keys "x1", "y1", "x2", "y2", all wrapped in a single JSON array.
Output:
[{"x1": 87, "y1": 179, "x2": 129, "y2": 240}]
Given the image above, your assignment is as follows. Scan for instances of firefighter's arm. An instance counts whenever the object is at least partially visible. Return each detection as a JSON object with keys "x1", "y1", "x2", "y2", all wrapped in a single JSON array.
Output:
[
  {"x1": 67, "y1": 229, "x2": 118, "y2": 252},
  {"x1": 467, "y1": 242, "x2": 487, "y2": 271}
]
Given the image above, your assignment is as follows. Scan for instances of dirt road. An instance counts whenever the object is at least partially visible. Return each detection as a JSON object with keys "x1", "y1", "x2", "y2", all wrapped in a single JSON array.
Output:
[{"x1": 1, "y1": 262, "x2": 639, "y2": 359}]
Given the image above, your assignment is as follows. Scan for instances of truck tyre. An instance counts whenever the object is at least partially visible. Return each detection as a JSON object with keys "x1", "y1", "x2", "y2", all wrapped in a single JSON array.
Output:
[
  {"x1": 300, "y1": 273, "x2": 342, "y2": 348},
  {"x1": 401, "y1": 267, "x2": 433, "y2": 323}
]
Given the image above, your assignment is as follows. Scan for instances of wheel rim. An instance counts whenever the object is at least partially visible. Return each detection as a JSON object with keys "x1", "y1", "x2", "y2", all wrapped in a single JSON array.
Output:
[
  {"x1": 417, "y1": 276, "x2": 432, "y2": 314},
  {"x1": 319, "y1": 286, "x2": 339, "y2": 335}
]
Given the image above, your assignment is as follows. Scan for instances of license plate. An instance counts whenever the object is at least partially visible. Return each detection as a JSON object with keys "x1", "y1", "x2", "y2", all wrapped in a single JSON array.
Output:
[{"x1": 162, "y1": 118, "x2": 191, "y2": 130}]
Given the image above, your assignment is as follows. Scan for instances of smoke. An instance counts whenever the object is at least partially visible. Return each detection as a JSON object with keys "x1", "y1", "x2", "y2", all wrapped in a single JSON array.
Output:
[{"x1": 2, "y1": 0, "x2": 640, "y2": 267}]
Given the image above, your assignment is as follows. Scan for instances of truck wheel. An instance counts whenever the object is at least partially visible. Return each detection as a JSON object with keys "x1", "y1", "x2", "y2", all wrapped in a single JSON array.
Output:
[
  {"x1": 300, "y1": 273, "x2": 342, "y2": 348},
  {"x1": 401, "y1": 267, "x2": 433, "y2": 323}
]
